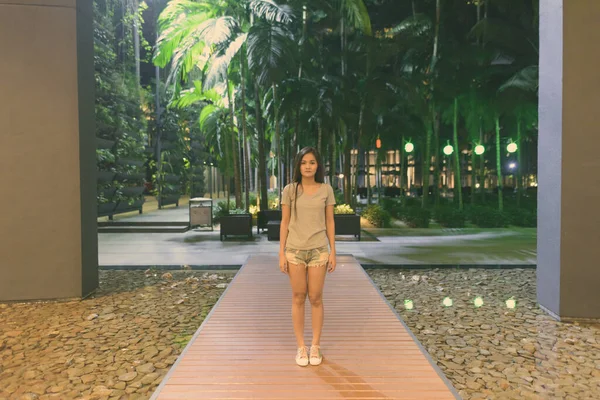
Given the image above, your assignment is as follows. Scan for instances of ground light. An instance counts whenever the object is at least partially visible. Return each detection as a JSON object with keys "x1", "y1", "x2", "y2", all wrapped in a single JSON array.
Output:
[
  {"x1": 404, "y1": 300, "x2": 414, "y2": 310},
  {"x1": 506, "y1": 297, "x2": 517, "y2": 309},
  {"x1": 474, "y1": 297, "x2": 484, "y2": 308},
  {"x1": 442, "y1": 297, "x2": 453, "y2": 307},
  {"x1": 474, "y1": 144, "x2": 485, "y2": 155}
]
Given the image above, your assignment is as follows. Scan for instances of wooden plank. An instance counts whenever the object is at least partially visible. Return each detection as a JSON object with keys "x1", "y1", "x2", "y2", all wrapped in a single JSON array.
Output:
[{"x1": 150, "y1": 255, "x2": 460, "y2": 400}]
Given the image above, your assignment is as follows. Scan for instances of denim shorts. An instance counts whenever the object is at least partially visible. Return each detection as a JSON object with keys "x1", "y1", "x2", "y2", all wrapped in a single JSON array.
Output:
[{"x1": 285, "y1": 245, "x2": 330, "y2": 268}]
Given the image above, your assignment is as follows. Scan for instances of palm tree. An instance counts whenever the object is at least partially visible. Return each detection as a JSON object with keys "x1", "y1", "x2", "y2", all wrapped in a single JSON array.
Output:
[{"x1": 154, "y1": 0, "x2": 295, "y2": 209}]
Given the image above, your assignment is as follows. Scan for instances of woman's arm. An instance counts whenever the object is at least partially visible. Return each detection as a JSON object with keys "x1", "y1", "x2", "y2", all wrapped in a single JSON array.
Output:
[
  {"x1": 325, "y1": 204, "x2": 336, "y2": 272},
  {"x1": 280, "y1": 204, "x2": 291, "y2": 254}
]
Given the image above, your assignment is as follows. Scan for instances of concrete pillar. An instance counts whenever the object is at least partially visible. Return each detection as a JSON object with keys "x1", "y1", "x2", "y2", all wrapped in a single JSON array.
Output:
[
  {"x1": 538, "y1": 0, "x2": 600, "y2": 320},
  {"x1": 0, "y1": 0, "x2": 98, "y2": 301}
]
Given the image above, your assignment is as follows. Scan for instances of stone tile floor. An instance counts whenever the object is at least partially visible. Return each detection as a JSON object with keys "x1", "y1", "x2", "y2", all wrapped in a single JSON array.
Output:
[
  {"x1": 2, "y1": 267, "x2": 598, "y2": 399},
  {"x1": 0, "y1": 270, "x2": 235, "y2": 400},
  {"x1": 367, "y1": 268, "x2": 600, "y2": 400}
]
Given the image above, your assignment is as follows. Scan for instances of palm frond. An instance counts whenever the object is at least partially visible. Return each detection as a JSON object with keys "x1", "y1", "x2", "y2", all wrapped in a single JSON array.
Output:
[
  {"x1": 247, "y1": 22, "x2": 294, "y2": 86},
  {"x1": 498, "y1": 65, "x2": 538, "y2": 93},
  {"x1": 340, "y1": 0, "x2": 372, "y2": 35},
  {"x1": 204, "y1": 33, "x2": 247, "y2": 90},
  {"x1": 249, "y1": 0, "x2": 295, "y2": 24},
  {"x1": 389, "y1": 14, "x2": 431, "y2": 37}
]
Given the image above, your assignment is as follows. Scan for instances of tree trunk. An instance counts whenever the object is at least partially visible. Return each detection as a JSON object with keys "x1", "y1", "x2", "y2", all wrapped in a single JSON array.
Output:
[
  {"x1": 272, "y1": 84, "x2": 282, "y2": 204},
  {"x1": 470, "y1": 149, "x2": 476, "y2": 205},
  {"x1": 133, "y1": 0, "x2": 140, "y2": 86},
  {"x1": 453, "y1": 98, "x2": 463, "y2": 210},
  {"x1": 317, "y1": 118, "x2": 323, "y2": 157},
  {"x1": 241, "y1": 51, "x2": 250, "y2": 212},
  {"x1": 516, "y1": 117, "x2": 522, "y2": 207},
  {"x1": 366, "y1": 150, "x2": 371, "y2": 204},
  {"x1": 495, "y1": 117, "x2": 503, "y2": 211},
  {"x1": 226, "y1": 77, "x2": 242, "y2": 208},
  {"x1": 422, "y1": 118, "x2": 432, "y2": 209},
  {"x1": 433, "y1": 107, "x2": 440, "y2": 208},
  {"x1": 329, "y1": 132, "x2": 335, "y2": 186},
  {"x1": 255, "y1": 82, "x2": 268, "y2": 211},
  {"x1": 401, "y1": 135, "x2": 407, "y2": 196},
  {"x1": 344, "y1": 140, "x2": 352, "y2": 204}
]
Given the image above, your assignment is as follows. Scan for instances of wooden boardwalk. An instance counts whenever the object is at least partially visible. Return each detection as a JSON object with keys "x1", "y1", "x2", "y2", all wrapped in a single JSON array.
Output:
[{"x1": 150, "y1": 255, "x2": 460, "y2": 399}]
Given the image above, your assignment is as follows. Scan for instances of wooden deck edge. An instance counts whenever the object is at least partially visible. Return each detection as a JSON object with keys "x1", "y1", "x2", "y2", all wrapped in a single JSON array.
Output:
[
  {"x1": 356, "y1": 259, "x2": 463, "y2": 400},
  {"x1": 149, "y1": 254, "x2": 251, "y2": 400}
]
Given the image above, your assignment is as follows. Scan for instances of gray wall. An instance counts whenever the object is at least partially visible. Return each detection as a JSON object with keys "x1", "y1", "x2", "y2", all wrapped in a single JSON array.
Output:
[
  {"x1": 0, "y1": 0, "x2": 98, "y2": 301},
  {"x1": 538, "y1": 0, "x2": 600, "y2": 320}
]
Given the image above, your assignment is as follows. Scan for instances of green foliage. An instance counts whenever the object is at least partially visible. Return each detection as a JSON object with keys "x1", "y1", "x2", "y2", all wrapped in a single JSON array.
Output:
[
  {"x1": 334, "y1": 204, "x2": 355, "y2": 214},
  {"x1": 361, "y1": 204, "x2": 391, "y2": 228},
  {"x1": 213, "y1": 200, "x2": 247, "y2": 224},
  {"x1": 508, "y1": 208, "x2": 536, "y2": 228},
  {"x1": 467, "y1": 206, "x2": 508, "y2": 228},
  {"x1": 434, "y1": 207, "x2": 466, "y2": 228},
  {"x1": 403, "y1": 208, "x2": 431, "y2": 228},
  {"x1": 94, "y1": 0, "x2": 148, "y2": 208}
]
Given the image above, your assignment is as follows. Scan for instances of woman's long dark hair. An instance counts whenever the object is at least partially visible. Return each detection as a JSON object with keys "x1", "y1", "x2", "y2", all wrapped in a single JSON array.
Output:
[{"x1": 291, "y1": 146, "x2": 325, "y2": 218}]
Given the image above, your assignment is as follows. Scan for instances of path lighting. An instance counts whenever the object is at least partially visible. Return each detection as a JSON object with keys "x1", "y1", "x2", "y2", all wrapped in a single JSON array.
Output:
[
  {"x1": 509, "y1": 162, "x2": 516, "y2": 170},
  {"x1": 404, "y1": 300, "x2": 414, "y2": 310},
  {"x1": 474, "y1": 145, "x2": 485, "y2": 155},
  {"x1": 404, "y1": 142, "x2": 414, "y2": 153},
  {"x1": 506, "y1": 297, "x2": 517, "y2": 309},
  {"x1": 443, "y1": 144, "x2": 454, "y2": 156},
  {"x1": 442, "y1": 297, "x2": 453, "y2": 307},
  {"x1": 474, "y1": 297, "x2": 484, "y2": 308},
  {"x1": 507, "y1": 142, "x2": 518, "y2": 153},
  {"x1": 338, "y1": 173, "x2": 344, "y2": 179}
]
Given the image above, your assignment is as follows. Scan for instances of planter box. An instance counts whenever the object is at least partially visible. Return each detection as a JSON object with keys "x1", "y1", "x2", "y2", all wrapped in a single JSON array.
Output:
[
  {"x1": 121, "y1": 186, "x2": 145, "y2": 197},
  {"x1": 334, "y1": 214, "x2": 361, "y2": 240},
  {"x1": 159, "y1": 194, "x2": 180, "y2": 208},
  {"x1": 96, "y1": 137, "x2": 116, "y2": 150},
  {"x1": 163, "y1": 174, "x2": 180, "y2": 184},
  {"x1": 97, "y1": 171, "x2": 116, "y2": 183},
  {"x1": 220, "y1": 214, "x2": 252, "y2": 241},
  {"x1": 98, "y1": 202, "x2": 117, "y2": 217},
  {"x1": 114, "y1": 199, "x2": 144, "y2": 214},
  {"x1": 257, "y1": 210, "x2": 282, "y2": 234},
  {"x1": 116, "y1": 172, "x2": 145, "y2": 182},
  {"x1": 117, "y1": 158, "x2": 145, "y2": 168}
]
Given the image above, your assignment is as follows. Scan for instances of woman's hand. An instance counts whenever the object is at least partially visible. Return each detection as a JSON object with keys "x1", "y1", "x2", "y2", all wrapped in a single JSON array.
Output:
[
  {"x1": 327, "y1": 252, "x2": 336, "y2": 273},
  {"x1": 279, "y1": 251, "x2": 288, "y2": 274}
]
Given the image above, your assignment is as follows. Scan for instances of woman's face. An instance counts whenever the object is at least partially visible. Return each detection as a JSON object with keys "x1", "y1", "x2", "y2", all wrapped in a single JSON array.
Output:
[{"x1": 300, "y1": 152, "x2": 318, "y2": 179}]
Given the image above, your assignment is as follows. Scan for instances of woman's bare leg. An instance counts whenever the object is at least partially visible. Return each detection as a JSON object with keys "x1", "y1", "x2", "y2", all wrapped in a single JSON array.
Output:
[
  {"x1": 307, "y1": 264, "x2": 327, "y2": 346},
  {"x1": 288, "y1": 263, "x2": 308, "y2": 347}
]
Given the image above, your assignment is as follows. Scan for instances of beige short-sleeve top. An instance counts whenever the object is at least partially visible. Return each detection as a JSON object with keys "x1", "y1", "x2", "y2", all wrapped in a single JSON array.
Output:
[{"x1": 281, "y1": 182, "x2": 336, "y2": 250}]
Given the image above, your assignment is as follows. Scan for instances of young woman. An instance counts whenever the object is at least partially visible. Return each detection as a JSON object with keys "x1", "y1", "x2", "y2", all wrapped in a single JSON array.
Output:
[{"x1": 279, "y1": 146, "x2": 336, "y2": 367}]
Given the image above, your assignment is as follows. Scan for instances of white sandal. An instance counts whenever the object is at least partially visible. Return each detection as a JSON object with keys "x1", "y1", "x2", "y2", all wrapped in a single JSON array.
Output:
[
  {"x1": 309, "y1": 345, "x2": 323, "y2": 366},
  {"x1": 295, "y1": 346, "x2": 309, "y2": 367}
]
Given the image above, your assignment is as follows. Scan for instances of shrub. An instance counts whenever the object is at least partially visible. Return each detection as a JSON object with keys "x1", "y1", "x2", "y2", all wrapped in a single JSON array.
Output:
[
  {"x1": 361, "y1": 204, "x2": 391, "y2": 228},
  {"x1": 468, "y1": 206, "x2": 508, "y2": 228},
  {"x1": 335, "y1": 204, "x2": 355, "y2": 214},
  {"x1": 508, "y1": 208, "x2": 537, "y2": 227},
  {"x1": 404, "y1": 207, "x2": 431, "y2": 228},
  {"x1": 434, "y1": 207, "x2": 466, "y2": 228}
]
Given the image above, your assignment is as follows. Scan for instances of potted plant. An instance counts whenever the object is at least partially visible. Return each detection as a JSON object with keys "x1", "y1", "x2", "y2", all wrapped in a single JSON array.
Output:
[
  {"x1": 334, "y1": 204, "x2": 361, "y2": 240},
  {"x1": 219, "y1": 208, "x2": 253, "y2": 241}
]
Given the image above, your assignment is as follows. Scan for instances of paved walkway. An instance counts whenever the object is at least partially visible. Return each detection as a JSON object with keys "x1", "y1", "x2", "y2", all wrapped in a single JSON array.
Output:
[
  {"x1": 98, "y1": 203, "x2": 537, "y2": 267},
  {"x1": 150, "y1": 254, "x2": 460, "y2": 399}
]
